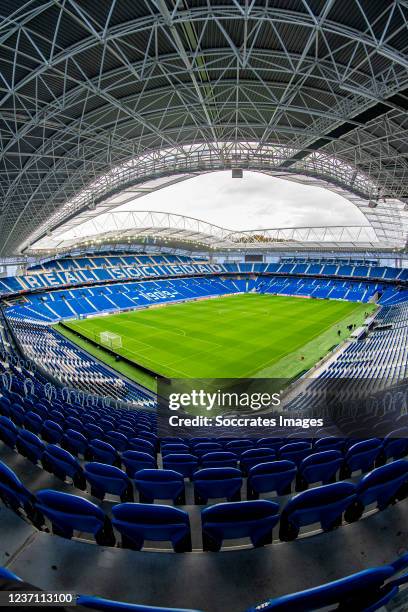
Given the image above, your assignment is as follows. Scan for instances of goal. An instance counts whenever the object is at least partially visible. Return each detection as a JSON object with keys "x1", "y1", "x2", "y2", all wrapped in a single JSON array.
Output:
[{"x1": 99, "y1": 331, "x2": 122, "y2": 349}]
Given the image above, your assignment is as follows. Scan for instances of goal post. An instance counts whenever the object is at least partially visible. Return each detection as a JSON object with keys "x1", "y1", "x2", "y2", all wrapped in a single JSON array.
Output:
[{"x1": 99, "y1": 331, "x2": 122, "y2": 349}]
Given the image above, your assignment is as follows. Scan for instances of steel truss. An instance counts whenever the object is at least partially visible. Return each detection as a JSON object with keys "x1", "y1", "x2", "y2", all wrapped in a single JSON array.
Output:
[{"x1": 1, "y1": 1, "x2": 408, "y2": 254}]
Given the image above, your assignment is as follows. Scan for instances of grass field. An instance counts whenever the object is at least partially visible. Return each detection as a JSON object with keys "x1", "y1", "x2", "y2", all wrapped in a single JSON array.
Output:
[{"x1": 57, "y1": 294, "x2": 375, "y2": 389}]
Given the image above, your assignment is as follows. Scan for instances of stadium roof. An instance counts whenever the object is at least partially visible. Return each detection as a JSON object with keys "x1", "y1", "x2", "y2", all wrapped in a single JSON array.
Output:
[
  {"x1": 26, "y1": 211, "x2": 385, "y2": 255},
  {"x1": 1, "y1": 0, "x2": 408, "y2": 255}
]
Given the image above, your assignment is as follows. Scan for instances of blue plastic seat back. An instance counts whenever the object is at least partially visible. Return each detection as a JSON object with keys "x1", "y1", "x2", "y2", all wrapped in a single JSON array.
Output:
[
  {"x1": 16, "y1": 429, "x2": 45, "y2": 463},
  {"x1": 85, "y1": 462, "x2": 132, "y2": 500},
  {"x1": 49, "y1": 409, "x2": 65, "y2": 424},
  {"x1": 89, "y1": 439, "x2": 118, "y2": 465},
  {"x1": 84, "y1": 424, "x2": 105, "y2": 440},
  {"x1": 9, "y1": 403, "x2": 25, "y2": 426},
  {"x1": 256, "y1": 438, "x2": 284, "y2": 451},
  {"x1": 346, "y1": 438, "x2": 382, "y2": 473},
  {"x1": 134, "y1": 469, "x2": 185, "y2": 503},
  {"x1": 36, "y1": 489, "x2": 112, "y2": 543},
  {"x1": 281, "y1": 482, "x2": 357, "y2": 532},
  {"x1": 62, "y1": 429, "x2": 88, "y2": 456},
  {"x1": 279, "y1": 442, "x2": 312, "y2": 466},
  {"x1": 161, "y1": 437, "x2": 186, "y2": 446},
  {"x1": 314, "y1": 437, "x2": 346, "y2": 452},
  {"x1": 248, "y1": 461, "x2": 297, "y2": 496},
  {"x1": 383, "y1": 429, "x2": 408, "y2": 460},
  {"x1": 0, "y1": 459, "x2": 34, "y2": 512},
  {"x1": 161, "y1": 444, "x2": 190, "y2": 457},
  {"x1": 299, "y1": 450, "x2": 343, "y2": 485},
  {"x1": 193, "y1": 443, "x2": 223, "y2": 458},
  {"x1": 163, "y1": 454, "x2": 198, "y2": 478},
  {"x1": 225, "y1": 440, "x2": 254, "y2": 456},
  {"x1": 193, "y1": 468, "x2": 242, "y2": 502},
  {"x1": 202, "y1": 499, "x2": 280, "y2": 550},
  {"x1": 106, "y1": 431, "x2": 128, "y2": 452},
  {"x1": 42, "y1": 444, "x2": 83, "y2": 480},
  {"x1": 128, "y1": 437, "x2": 155, "y2": 455},
  {"x1": 41, "y1": 419, "x2": 63, "y2": 443},
  {"x1": 23, "y1": 411, "x2": 43, "y2": 433},
  {"x1": 0, "y1": 567, "x2": 22, "y2": 582},
  {"x1": 240, "y1": 448, "x2": 277, "y2": 474},
  {"x1": 111, "y1": 502, "x2": 191, "y2": 552},
  {"x1": 0, "y1": 416, "x2": 17, "y2": 448},
  {"x1": 122, "y1": 451, "x2": 156, "y2": 476},
  {"x1": 0, "y1": 396, "x2": 11, "y2": 417},
  {"x1": 200, "y1": 451, "x2": 238, "y2": 469},
  {"x1": 357, "y1": 459, "x2": 408, "y2": 510},
  {"x1": 247, "y1": 566, "x2": 395, "y2": 611},
  {"x1": 65, "y1": 416, "x2": 83, "y2": 432}
]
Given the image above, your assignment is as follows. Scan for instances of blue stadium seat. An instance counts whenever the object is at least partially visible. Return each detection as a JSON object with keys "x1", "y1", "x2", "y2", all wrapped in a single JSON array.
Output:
[
  {"x1": 138, "y1": 432, "x2": 159, "y2": 451},
  {"x1": 77, "y1": 593, "x2": 203, "y2": 611},
  {"x1": 16, "y1": 429, "x2": 45, "y2": 464},
  {"x1": 41, "y1": 419, "x2": 63, "y2": 444},
  {"x1": 23, "y1": 411, "x2": 43, "y2": 434},
  {"x1": 296, "y1": 450, "x2": 343, "y2": 491},
  {"x1": 313, "y1": 436, "x2": 346, "y2": 452},
  {"x1": 192, "y1": 442, "x2": 223, "y2": 458},
  {"x1": 134, "y1": 469, "x2": 185, "y2": 504},
  {"x1": 161, "y1": 444, "x2": 190, "y2": 457},
  {"x1": 240, "y1": 448, "x2": 277, "y2": 475},
  {"x1": 161, "y1": 435, "x2": 187, "y2": 443},
  {"x1": 0, "y1": 396, "x2": 11, "y2": 417},
  {"x1": 279, "y1": 482, "x2": 357, "y2": 541},
  {"x1": 340, "y1": 438, "x2": 383, "y2": 478},
  {"x1": 86, "y1": 439, "x2": 120, "y2": 467},
  {"x1": 256, "y1": 438, "x2": 284, "y2": 451},
  {"x1": 0, "y1": 567, "x2": 22, "y2": 582},
  {"x1": 193, "y1": 468, "x2": 242, "y2": 504},
  {"x1": 84, "y1": 424, "x2": 105, "y2": 440},
  {"x1": 200, "y1": 451, "x2": 238, "y2": 469},
  {"x1": 279, "y1": 442, "x2": 312, "y2": 466},
  {"x1": 345, "y1": 460, "x2": 408, "y2": 521},
  {"x1": 111, "y1": 503, "x2": 192, "y2": 552},
  {"x1": 128, "y1": 437, "x2": 156, "y2": 455},
  {"x1": 382, "y1": 429, "x2": 408, "y2": 462},
  {"x1": 61, "y1": 428, "x2": 88, "y2": 457},
  {"x1": 9, "y1": 403, "x2": 25, "y2": 427},
  {"x1": 163, "y1": 454, "x2": 198, "y2": 478},
  {"x1": 105, "y1": 431, "x2": 129, "y2": 452},
  {"x1": 225, "y1": 440, "x2": 254, "y2": 456},
  {"x1": 35, "y1": 489, "x2": 115, "y2": 545},
  {"x1": 247, "y1": 566, "x2": 397, "y2": 611},
  {"x1": 41, "y1": 444, "x2": 86, "y2": 489},
  {"x1": 49, "y1": 409, "x2": 65, "y2": 425},
  {"x1": 84, "y1": 462, "x2": 133, "y2": 502},
  {"x1": 247, "y1": 461, "x2": 297, "y2": 499},
  {"x1": 0, "y1": 416, "x2": 17, "y2": 448},
  {"x1": 0, "y1": 460, "x2": 42, "y2": 526},
  {"x1": 65, "y1": 416, "x2": 84, "y2": 432},
  {"x1": 122, "y1": 451, "x2": 157, "y2": 476},
  {"x1": 201, "y1": 499, "x2": 280, "y2": 551}
]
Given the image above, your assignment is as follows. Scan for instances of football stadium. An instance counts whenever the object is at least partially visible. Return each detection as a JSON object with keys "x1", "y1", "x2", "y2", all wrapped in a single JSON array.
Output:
[{"x1": 0, "y1": 1, "x2": 407, "y2": 611}]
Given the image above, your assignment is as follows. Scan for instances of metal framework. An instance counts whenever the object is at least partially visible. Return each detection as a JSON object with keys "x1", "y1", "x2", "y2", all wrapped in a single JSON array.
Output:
[
  {"x1": 1, "y1": 1, "x2": 408, "y2": 255},
  {"x1": 26, "y1": 210, "x2": 383, "y2": 254}
]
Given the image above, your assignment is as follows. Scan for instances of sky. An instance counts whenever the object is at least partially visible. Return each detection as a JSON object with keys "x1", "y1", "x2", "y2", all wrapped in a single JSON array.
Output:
[{"x1": 115, "y1": 170, "x2": 367, "y2": 230}]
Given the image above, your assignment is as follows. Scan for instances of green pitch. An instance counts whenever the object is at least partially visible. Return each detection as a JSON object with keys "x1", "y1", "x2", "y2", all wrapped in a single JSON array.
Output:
[{"x1": 58, "y1": 294, "x2": 373, "y2": 388}]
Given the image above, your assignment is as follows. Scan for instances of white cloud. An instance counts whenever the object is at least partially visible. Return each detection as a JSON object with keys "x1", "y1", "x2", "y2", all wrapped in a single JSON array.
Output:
[{"x1": 117, "y1": 170, "x2": 367, "y2": 229}]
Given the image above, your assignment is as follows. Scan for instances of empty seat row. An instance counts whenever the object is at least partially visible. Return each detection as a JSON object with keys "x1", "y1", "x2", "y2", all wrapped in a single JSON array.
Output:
[{"x1": 1, "y1": 458, "x2": 407, "y2": 551}]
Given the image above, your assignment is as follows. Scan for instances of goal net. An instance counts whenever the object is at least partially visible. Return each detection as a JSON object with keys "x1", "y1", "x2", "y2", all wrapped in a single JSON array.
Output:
[{"x1": 99, "y1": 331, "x2": 122, "y2": 349}]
